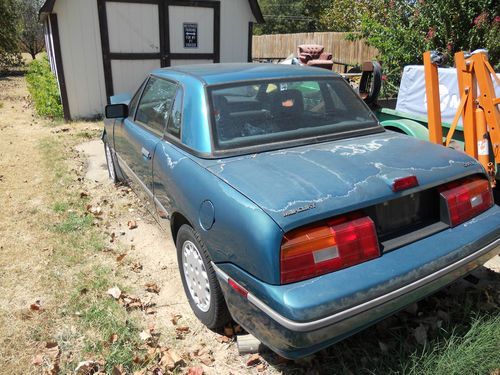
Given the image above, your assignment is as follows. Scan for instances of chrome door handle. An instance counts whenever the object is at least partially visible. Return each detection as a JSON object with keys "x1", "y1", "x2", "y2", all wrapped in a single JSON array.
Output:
[{"x1": 141, "y1": 147, "x2": 151, "y2": 160}]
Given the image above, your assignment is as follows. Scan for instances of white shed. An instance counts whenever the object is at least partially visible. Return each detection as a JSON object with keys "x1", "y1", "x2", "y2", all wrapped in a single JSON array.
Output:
[{"x1": 39, "y1": 0, "x2": 263, "y2": 120}]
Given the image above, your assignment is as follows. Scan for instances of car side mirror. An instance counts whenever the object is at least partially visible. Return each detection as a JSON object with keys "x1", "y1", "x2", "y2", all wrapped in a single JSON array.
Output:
[{"x1": 105, "y1": 103, "x2": 128, "y2": 119}]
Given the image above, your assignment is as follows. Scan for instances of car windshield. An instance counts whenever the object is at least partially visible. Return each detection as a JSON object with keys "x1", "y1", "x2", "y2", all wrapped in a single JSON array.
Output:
[{"x1": 208, "y1": 77, "x2": 380, "y2": 151}]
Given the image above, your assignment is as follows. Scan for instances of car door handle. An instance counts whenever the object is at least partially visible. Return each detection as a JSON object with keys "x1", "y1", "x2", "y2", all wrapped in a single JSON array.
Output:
[{"x1": 141, "y1": 147, "x2": 151, "y2": 160}]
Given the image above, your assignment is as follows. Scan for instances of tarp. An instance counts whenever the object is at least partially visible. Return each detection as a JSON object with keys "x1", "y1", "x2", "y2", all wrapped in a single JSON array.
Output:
[{"x1": 396, "y1": 65, "x2": 500, "y2": 125}]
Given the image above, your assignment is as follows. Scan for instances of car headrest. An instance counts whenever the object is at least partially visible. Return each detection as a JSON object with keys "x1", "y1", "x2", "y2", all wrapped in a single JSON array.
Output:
[
  {"x1": 212, "y1": 95, "x2": 229, "y2": 117},
  {"x1": 272, "y1": 89, "x2": 304, "y2": 118}
]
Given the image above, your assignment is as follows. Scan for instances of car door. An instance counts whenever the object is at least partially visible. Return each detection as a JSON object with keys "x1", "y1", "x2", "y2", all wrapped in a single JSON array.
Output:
[
  {"x1": 152, "y1": 86, "x2": 187, "y2": 224},
  {"x1": 114, "y1": 76, "x2": 178, "y2": 213}
]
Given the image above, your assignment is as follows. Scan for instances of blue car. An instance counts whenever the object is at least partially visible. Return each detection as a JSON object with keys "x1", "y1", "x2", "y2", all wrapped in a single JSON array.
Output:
[{"x1": 103, "y1": 64, "x2": 500, "y2": 359}]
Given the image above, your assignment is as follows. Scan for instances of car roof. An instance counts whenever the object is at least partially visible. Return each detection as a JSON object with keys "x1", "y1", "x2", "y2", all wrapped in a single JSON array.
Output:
[{"x1": 152, "y1": 63, "x2": 339, "y2": 86}]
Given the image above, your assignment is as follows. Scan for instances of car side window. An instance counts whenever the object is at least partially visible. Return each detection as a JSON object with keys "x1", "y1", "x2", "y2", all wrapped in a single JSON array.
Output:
[
  {"x1": 135, "y1": 77, "x2": 177, "y2": 135},
  {"x1": 166, "y1": 87, "x2": 183, "y2": 139},
  {"x1": 128, "y1": 79, "x2": 146, "y2": 118}
]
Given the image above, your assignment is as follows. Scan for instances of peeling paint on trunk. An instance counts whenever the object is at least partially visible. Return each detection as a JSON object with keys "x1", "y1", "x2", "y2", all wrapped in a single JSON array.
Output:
[{"x1": 200, "y1": 133, "x2": 484, "y2": 231}]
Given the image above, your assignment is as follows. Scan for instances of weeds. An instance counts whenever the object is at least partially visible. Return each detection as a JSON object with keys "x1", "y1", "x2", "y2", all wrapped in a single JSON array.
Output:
[
  {"x1": 52, "y1": 201, "x2": 69, "y2": 213},
  {"x1": 53, "y1": 212, "x2": 93, "y2": 233},
  {"x1": 25, "y1": 54, "x2": 63, "y2": 119},
  {"x1": 405, "y1": 315, "x2": 500, "y2": 375}
]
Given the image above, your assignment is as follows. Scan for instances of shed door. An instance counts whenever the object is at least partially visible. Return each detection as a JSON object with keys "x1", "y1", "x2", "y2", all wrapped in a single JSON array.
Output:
[
  {"x1": 166, "y1": 1, "x2": 220, "y2": 67},
  {"x1": 98, "y1": 0, "x2": 165, "y2": 99},
  {"x1": 98, "y1": 0, "x2": 220, "y2": 101}
]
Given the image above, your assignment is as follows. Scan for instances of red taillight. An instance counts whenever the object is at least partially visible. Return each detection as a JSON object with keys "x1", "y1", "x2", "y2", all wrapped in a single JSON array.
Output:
[
  {"x1": 439, "y1": 176, "x2": 493, "y2": 227},
  {"x1": 392, "y1": 176, "x2": 419, "y2": 192},
  {"x1": 280, "y1": 214, "x2": 380, "y2": 284}
]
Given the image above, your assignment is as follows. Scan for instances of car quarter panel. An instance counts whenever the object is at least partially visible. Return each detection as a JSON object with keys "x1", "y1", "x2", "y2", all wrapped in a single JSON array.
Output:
[{"x1": 152, "y1": 143, "x2": 284, "y2": 284}]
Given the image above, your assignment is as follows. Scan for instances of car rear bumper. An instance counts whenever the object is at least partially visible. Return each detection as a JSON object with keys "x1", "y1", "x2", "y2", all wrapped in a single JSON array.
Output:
[{"x1": 214, "y1": 206, "x2": 500, "y2": 359}]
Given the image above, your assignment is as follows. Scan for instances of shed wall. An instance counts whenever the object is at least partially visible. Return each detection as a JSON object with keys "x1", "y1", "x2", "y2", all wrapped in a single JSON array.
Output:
[
  {"x1": 54, "y1": 0, "x2": 107, "y2": 119},
  {"x1": 219, "y1": 0, "x2": 254, "y2": 62},
  {"x1": 52, "y1": 0, "x2": 256, "y2": 119}
]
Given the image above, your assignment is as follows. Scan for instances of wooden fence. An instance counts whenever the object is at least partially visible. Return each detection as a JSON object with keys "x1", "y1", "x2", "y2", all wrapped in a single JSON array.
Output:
[{"x1": 252, "y1": 32, "x2": 378, "y2": 72}]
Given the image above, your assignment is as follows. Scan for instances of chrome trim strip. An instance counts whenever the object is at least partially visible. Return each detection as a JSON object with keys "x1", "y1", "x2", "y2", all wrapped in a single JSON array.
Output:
[
  {"x1": 212, "y1": 238, "x2": 500, "y2": 332},
  {"x1": 154, "y1": 196, "x2": 170, "y2": 219},
  {"x1": 213, "y1": 264, "x2": 229, "y2": 283}
]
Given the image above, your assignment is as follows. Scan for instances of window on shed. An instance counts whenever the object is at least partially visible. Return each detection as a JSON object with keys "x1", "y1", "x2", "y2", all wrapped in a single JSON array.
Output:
[
  {"x1": 166, "y1": 87, "x2": 183, "y2": 139},
  {"x1": 135, "y1": 77, "x2": 177, "y2": 134}
]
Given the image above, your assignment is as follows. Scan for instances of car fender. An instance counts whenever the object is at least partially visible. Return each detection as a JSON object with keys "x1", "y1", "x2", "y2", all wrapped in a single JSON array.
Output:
[
  {"x1": 152, "y1": 146, "x2": 284, "y2": 285},
  {"x1": 381, "y1": 119, "x2": 429, "y2": 140}
]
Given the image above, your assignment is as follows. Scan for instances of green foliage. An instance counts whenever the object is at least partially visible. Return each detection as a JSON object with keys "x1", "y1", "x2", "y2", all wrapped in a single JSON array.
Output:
[
  {"x1": 26, "y1": 56, "x2": 64, "y2": 119},
  {"x1": 0, "y1": 0, "x2": 22, "y2": 69},
  {"x1": 320, "y1": 0, "x2": 383, "y2": 32},
  {"x1": 355, "y1": 0, "x2": 500, "y2": 96},
  {"x1": 254, "y1": 0, "x2": 330, "y2": 35}
]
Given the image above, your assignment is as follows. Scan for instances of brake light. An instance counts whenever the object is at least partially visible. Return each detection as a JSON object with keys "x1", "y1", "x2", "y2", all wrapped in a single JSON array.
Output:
[
  {"x1": 392, "y1": 176, "x2": 419, "y2": 192},
  {"x1": 280, "y1": 214, "x2": 380, "y2": 284},
  {"x1": 439, "y1": 176, "x2": 493, "y2": 227}
]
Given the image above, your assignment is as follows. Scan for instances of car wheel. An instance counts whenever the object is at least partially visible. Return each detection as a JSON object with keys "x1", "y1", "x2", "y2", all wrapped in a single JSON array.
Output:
[
  {"x1": 176, "y1": 224, "x2": 231, "y2": 329},
  {"x1": 104, "y1": 140, "x2": 119, "y2": 183}
]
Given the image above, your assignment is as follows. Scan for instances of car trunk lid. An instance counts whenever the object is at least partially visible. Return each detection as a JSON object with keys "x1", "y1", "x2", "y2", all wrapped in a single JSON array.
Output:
[{"x1": 201, "y1": 132, "x2": 484, "y2": 233}]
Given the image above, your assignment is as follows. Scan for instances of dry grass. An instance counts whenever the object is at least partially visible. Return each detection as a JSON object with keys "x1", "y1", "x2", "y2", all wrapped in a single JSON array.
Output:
[{"x1": 0, "y1": 76, "x2": 148, "y2": 373}]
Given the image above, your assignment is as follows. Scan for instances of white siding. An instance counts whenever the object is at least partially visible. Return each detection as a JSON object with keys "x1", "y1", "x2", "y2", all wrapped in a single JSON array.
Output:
[
  {"x1": 111, "y1": 60, "x2": 161, "y2": 95},
  {"x1": 107, "y1": 3, "x2": 160, "y2": 54},
  {"x1": 54, "y1": 0, "x2": 106, "y2": 119},
  {"x1": 168, "y1": 6, "x2": 214, "y2": 54},
  {"x1": 219, "y1": 0, "x2": 255, "y2": 62},
  {"x1": 170, "y1": 59, "x2": 213, "y2": 66}
]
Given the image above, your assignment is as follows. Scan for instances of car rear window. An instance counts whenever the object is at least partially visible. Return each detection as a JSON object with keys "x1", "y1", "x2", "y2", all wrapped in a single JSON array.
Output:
[{"x1": 208, "y1": 77, "x2": 380, "y2": 151}]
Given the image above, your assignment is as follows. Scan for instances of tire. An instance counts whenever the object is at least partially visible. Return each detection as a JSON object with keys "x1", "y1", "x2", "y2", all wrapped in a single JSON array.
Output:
[
  {"x1": 176, "y1": 224, "x2": 231, "y2": 329},
  {"x1": 103, "y1": 139, "x2": 120, "y2": 183}
]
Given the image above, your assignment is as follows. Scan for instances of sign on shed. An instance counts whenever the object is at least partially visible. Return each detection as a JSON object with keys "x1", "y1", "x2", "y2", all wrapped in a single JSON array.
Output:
[{"x1": 184, "y1": 23, "x2": 198, "y2": 48}]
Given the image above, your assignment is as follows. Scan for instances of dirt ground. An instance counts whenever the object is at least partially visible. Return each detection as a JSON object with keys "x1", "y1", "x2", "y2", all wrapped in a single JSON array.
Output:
[
  {"x1": 73, "y1": 140, "x2": 257, "y2": 374},
  {"x1": 0, "y1": 75, "x2": 499, "y2": 374}
]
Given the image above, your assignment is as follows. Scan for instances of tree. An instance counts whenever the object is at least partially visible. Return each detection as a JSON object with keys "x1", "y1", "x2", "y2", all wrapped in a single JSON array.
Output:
[
  {"x1": 0, "y1": 0, "x2": 22, "y2": 69},
  {"x1": 355, "y1": 0, "x2": 500, "y2": 96},
  {"x1": 19, "y1": 0, "x2": 45, "y2": 60},
  {"x1": 254, "y1": 0, "x2": 330, "y2": 35},
  {"x1": 319, "y1": 0, "x2": 383, "y2": 32}
]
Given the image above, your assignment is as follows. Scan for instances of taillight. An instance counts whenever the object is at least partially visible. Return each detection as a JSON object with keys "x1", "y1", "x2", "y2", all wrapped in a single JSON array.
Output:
[
  {"x1": 280, "y1": 214, "x2": 380, "y2": 284},
  {"x1": 392, "y1": 175, "x2": 419, "y2": 192},
  {"x1": 439, "y1": 176, "x2": 493, "y2": 227}
]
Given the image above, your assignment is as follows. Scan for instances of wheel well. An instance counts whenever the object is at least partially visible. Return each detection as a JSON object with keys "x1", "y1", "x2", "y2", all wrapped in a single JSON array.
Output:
[
  {"x1": 384, "y1": 126, "x2": 407, "y2": 134},
  {"x1": 170, "y1": 212, "x2": 192, "y2": 244}
]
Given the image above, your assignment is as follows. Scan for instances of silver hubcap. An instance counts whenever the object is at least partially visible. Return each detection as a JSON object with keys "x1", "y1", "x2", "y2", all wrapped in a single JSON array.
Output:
[
  {"x1": 182, "y1": 240, "x2": 211, "y2": 312},
  {"x1": 105, "y1": 144, "x2": 116, "y2": 181}
]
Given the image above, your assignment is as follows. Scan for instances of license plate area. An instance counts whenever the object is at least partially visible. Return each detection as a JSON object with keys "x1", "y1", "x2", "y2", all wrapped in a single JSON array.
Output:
[{"x1": 365, "y1": 189, "x2": 443, "y2": 252}]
